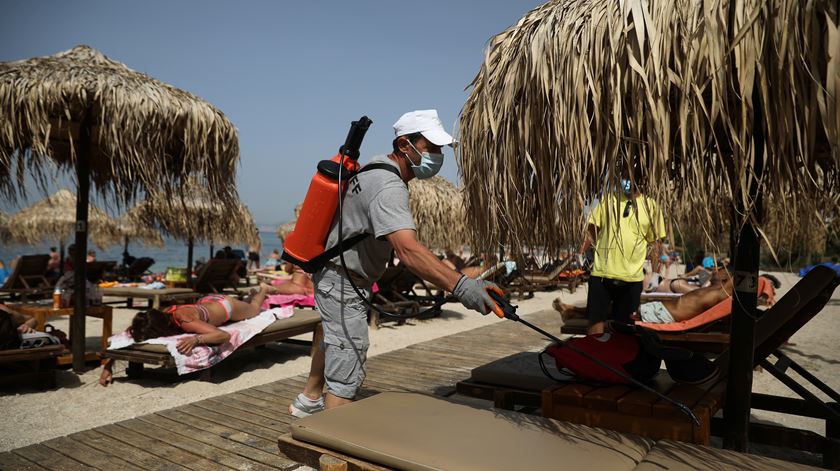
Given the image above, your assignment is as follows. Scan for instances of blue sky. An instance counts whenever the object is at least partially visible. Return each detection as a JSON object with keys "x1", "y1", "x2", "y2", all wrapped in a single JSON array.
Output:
[{"x1": 1, "y1": 0, "x2": 543, "y2": 228}]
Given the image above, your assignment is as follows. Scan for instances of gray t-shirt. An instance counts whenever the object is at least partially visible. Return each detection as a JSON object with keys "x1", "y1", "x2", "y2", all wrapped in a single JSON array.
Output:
[{"x1": 324, "y1": 154, "x2": 416, "y2": 283}]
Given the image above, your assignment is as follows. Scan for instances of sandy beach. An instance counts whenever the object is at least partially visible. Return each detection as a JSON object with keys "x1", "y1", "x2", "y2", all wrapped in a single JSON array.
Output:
[{"x1": 2, "y1": 269, "x2": 838, "y2": 457}]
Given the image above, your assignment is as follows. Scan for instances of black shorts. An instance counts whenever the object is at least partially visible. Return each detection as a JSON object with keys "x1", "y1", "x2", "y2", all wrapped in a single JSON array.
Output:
[
  {"x1": 586, "y1": 276, "x2": 643, "y2": 325},
  {"x1": 248, "y1": 251, "x2": 259, "y2": 262}
]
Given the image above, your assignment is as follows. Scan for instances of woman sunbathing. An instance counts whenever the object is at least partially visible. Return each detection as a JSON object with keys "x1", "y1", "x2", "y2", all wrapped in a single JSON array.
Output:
[
  {"x1": 265, "y1": 262, "x2": 314, "y2": 296},
  {"x1": 99, "y1": 285, "x2": 274, "y2": 386}
]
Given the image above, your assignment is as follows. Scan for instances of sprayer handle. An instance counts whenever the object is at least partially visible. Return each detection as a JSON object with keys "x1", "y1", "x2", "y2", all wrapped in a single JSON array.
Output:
[{"x1": 486, "y1": 287, "x2": 517, "y2": 320}]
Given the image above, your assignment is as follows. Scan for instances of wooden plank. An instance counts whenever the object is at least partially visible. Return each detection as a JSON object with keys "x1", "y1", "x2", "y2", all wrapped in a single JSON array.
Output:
[
  {"x1": 135, "y1": 413, "x2": 283, "y2": 471},
  {"x1": 200, "y1": 395, "x2": 295, "y2": 428},
  {"x1": 106, "y1": 421, "x2": 230, "y2": 471},
  {"x1": 41, "y1": 435, "x2": 143, "y2": 471},
  {"x1": 278, "y1": 434, "x2": 389, "y2": 471},
  {"x1": 11, "y1": 444, "x2": 90, "y2": 471},
  {"x1": 73, "y1": 429, "x2": 191, "y2": 471},
  {"x1": 616, "y1": 374, "x2": 676, "y2": 417},
  {"x1": 651, "y1": 379, "x2": 719, "y2": 419},
  {"x1": 152, "y1": 408, "x2": 297, "y2": 470},
  {"x1": 582, "y1": 385, "x2": 634, "y2": 411},
  {"x1": 160, "y1": 406, "x2": 280, "y2": 444},
  {"x1": 192, "y1": 399, "x2": 291, "y2": 438},
  {"x1": 549, "y1": 383, "x2": 599, "y2": 406},
  {"x1": 0, "y1": 452, "x2": 48, "y2": 471}
]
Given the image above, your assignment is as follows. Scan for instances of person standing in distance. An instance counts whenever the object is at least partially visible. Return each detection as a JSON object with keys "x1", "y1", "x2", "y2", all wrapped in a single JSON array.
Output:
[
  {"x1": 289, "y1": 110, "x2": 500, "y2": 417},
  {"x1": 579, "y1": 176, "x2": 666, "y2": 334}
]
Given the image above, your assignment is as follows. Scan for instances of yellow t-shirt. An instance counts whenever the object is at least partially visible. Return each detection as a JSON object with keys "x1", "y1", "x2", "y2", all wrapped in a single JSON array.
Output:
[{"x1": 588, "y1": 194, "x2": 666, "y2": 282}]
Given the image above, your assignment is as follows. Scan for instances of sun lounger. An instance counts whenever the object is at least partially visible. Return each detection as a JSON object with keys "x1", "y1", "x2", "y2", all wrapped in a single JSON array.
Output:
[
  {"x1": 560, "y1": 276, "x2": 778, "y2": 352},
  {"x1": 0, "y1": 344, "x2": 65, "y2": 389},
  {"x1": 85, "y1": 260, "x2": 117, "y2": 282},
  {"x1": 101, "y1": 308, "x2": 321, "y2": 380},
  {"x1": 117, "y1": 257, "x2": 155, "y2": 281},
  {"x1": 193, "y1": 258, "x2": 242, "y2": 294},
  {"x1": 0, "y1": 254, "x2": 52, "y2": 301},
  {"x1": 369, "y1": 265, "x2": 447, "y2": 328},
  {"x1": 278, "y1": 391, "x2": 812, "y2": 471},
  {"x1": 101, "y1": 286, "x2": 200, "y2": 309}
]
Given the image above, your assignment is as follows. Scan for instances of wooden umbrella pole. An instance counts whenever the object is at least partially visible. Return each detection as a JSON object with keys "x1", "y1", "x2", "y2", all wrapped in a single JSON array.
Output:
[
  {"x1": 71, "y1": 113, "x2": 92, "y2": 373},
  {"x1": 209, "y1": 243, "x2": 214, "y2": 260},
  {"x1": 59, "y1": 240, "x2": 65, "y2": 276},
  {"x1": 723, "y1": 81, "x2": 766, "y2": 452}
]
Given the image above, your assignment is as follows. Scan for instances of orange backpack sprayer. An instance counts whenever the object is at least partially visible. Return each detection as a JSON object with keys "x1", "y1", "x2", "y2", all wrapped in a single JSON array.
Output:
[{"x1": 281, "y1": 116, "x2": 373, "y2": 273}]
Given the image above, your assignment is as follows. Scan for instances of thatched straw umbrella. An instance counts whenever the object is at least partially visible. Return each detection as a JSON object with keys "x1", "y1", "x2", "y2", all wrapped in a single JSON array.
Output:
[
  {"x1": 8, "y1": 189, "x2": 122, "y2": 269},
  {"x1": 130, "y1": 179, "x2": 259, "y2": 286},
  {"x1": 459, "y1": 0, "x2": 838, "y2": 448},
  {"x1": 408, "y1": 176, "x2": 468, "y2": 251},
  {"x1": 0, "y1": 45, "x2": 240, "y2": 371}
]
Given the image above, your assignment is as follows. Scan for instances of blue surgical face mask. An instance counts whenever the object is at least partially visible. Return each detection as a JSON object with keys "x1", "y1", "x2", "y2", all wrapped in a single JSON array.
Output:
[
  {"x1": 407, "y1": 141, "x2": 444, "y2": 179},
  {"x1": 620, "y1": 179, "x2": 632, "y2": 195}
]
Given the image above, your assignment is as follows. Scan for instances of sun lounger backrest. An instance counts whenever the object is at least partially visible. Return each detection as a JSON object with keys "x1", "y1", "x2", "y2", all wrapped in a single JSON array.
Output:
[
  {"x1": 753, "y1": 265, "x2": 839, "y2": 362},
  {"x1": 1, "y1": 254, "x2": 50, "y2": 290},
  {"x1": 127, "y1": 257, "x2": 154, "y2": 278},
  {"x1": 86, "y1": 261, "x2": 117, "y2": 282},
  {"x1": 714, "y1": 266, "x2": 839, "y2": 371},
  {"x1": 194, "y1": 258, "x2": 239, "y2": 293}
]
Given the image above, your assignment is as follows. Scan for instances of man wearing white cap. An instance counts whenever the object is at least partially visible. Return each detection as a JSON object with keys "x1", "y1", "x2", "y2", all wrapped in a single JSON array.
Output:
[{"x1": 289, "y1": 110, "x2": 500, "y2": 417}]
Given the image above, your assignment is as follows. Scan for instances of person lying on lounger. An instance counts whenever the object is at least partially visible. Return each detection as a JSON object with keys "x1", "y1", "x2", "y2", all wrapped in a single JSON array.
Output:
[
  {"x1": 262, "y1": 262, "x2": 314, "y2": 296},
  {"x1": 644, "y1": 263, "x2": 717, "y2": 294},
  {"x1": 556, "y1": 269, "x2": 778, "y2": 324},
  {"x1": 99, "y1": 284, "x2": 276, "y2": 386},
  {"x1": 0, "y1": 304, "x2": 38, "y2": 349}
]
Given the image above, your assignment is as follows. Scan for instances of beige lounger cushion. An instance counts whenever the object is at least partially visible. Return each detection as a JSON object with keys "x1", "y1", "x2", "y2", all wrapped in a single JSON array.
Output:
[
  {"x1": 635, "y1": 439, "x2": 817, "y2": 470},
  {"x1": 470, "y1": 350, "x2": 562, "y2": 391},
  {"x1": 102, "y1": 287, "x2": 195, "y2": 297},
  {"x1": 129, "y1": 308, "x2": 320, "y2": 353},
  {"x1": 291, "y1": 391, "x2": 654, "y2": 471}
]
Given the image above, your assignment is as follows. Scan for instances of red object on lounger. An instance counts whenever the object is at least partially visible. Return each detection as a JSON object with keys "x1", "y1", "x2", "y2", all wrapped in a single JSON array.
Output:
[{"x1": 637, "y1": 277, "x2": 773, "y2": 332}]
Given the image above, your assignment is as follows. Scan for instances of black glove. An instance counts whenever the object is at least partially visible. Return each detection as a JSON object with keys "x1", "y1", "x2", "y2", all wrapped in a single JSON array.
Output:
[{"x1": 453, "y1": 275, "x2": 500, "y2": 315}]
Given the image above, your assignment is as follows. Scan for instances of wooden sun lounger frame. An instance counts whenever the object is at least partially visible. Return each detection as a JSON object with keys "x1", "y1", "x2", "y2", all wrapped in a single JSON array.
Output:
[
  {"x1": 462, "y1": 266, "x2": 840, "y2": 466},
  {"x1": 0, "y1": 344, "x2": 65, "y2": 389},
  {"x1": 0, "y1": 254, "x2": 52, "y2": 301},
  {"x1": 101, "y1": 319, "x2": 321, "y2": 381}
]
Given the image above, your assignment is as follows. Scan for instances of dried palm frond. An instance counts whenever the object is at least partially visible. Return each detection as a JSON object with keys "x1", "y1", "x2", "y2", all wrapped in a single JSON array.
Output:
[
  {"x1": 130, "y1": 177, "x2": 259, "y2": 247},
  {"x1": 0, "y1": 45, "x2": 239, "y2": 207},
  {"x1": 458, "y1": 0, "x2": 839, "y2": 260},
  {"x1": 7, "y1": 189, "x2": 121, "y2": 249},
  {"x1": 408, "y1": 176, "x2": 468, "y2": 251}
]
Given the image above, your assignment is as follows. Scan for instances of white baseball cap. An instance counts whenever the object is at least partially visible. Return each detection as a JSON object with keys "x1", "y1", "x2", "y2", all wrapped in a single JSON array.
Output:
[{"x1": 393, "y1": 109, "x2": 457, "y2": 147}]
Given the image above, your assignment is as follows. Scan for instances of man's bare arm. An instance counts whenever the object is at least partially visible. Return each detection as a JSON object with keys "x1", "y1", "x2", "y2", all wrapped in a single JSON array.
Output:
[{"x1": 386, "y1": 229, "x2": 463, "y2": 292}]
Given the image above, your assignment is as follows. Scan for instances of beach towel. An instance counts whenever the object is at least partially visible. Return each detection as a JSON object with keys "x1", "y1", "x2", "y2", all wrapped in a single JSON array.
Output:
[
  {"x1": 107, "y1": 307, "x2": 294, "y2": 375},
  {"x1": 261, "y1": 293, "x2": 316, "y2": 310}
]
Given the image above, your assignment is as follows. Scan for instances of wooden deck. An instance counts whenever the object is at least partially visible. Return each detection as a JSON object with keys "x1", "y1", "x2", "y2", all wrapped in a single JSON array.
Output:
[{"x1": 0, "y1": 310, "x2": 563, "y2": 470}]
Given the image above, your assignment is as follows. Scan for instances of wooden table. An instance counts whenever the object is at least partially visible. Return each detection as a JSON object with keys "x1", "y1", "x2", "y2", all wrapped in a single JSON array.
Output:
[{"x1": 9, "y1": 304, "x2": 113, "y2": 365}]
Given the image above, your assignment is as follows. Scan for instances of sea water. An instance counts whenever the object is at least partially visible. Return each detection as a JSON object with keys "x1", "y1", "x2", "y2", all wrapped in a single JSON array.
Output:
[{"x1": 0, "y1": 230, "x2": 284, "y2": 274}]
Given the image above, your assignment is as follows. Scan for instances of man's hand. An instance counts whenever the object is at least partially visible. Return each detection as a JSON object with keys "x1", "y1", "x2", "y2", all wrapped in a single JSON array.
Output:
[
  {"x1": 453, "y1": 275, "x2": 500, "y2": 315},
  {"x1": 16, "y1": 323, "x2": 35, "y2": 334}
]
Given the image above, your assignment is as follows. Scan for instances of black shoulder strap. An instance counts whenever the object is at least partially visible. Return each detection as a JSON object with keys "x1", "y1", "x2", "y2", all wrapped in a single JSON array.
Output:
[{"x1": 357, "y1": 162, "x2": 402, "y2": 179}]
